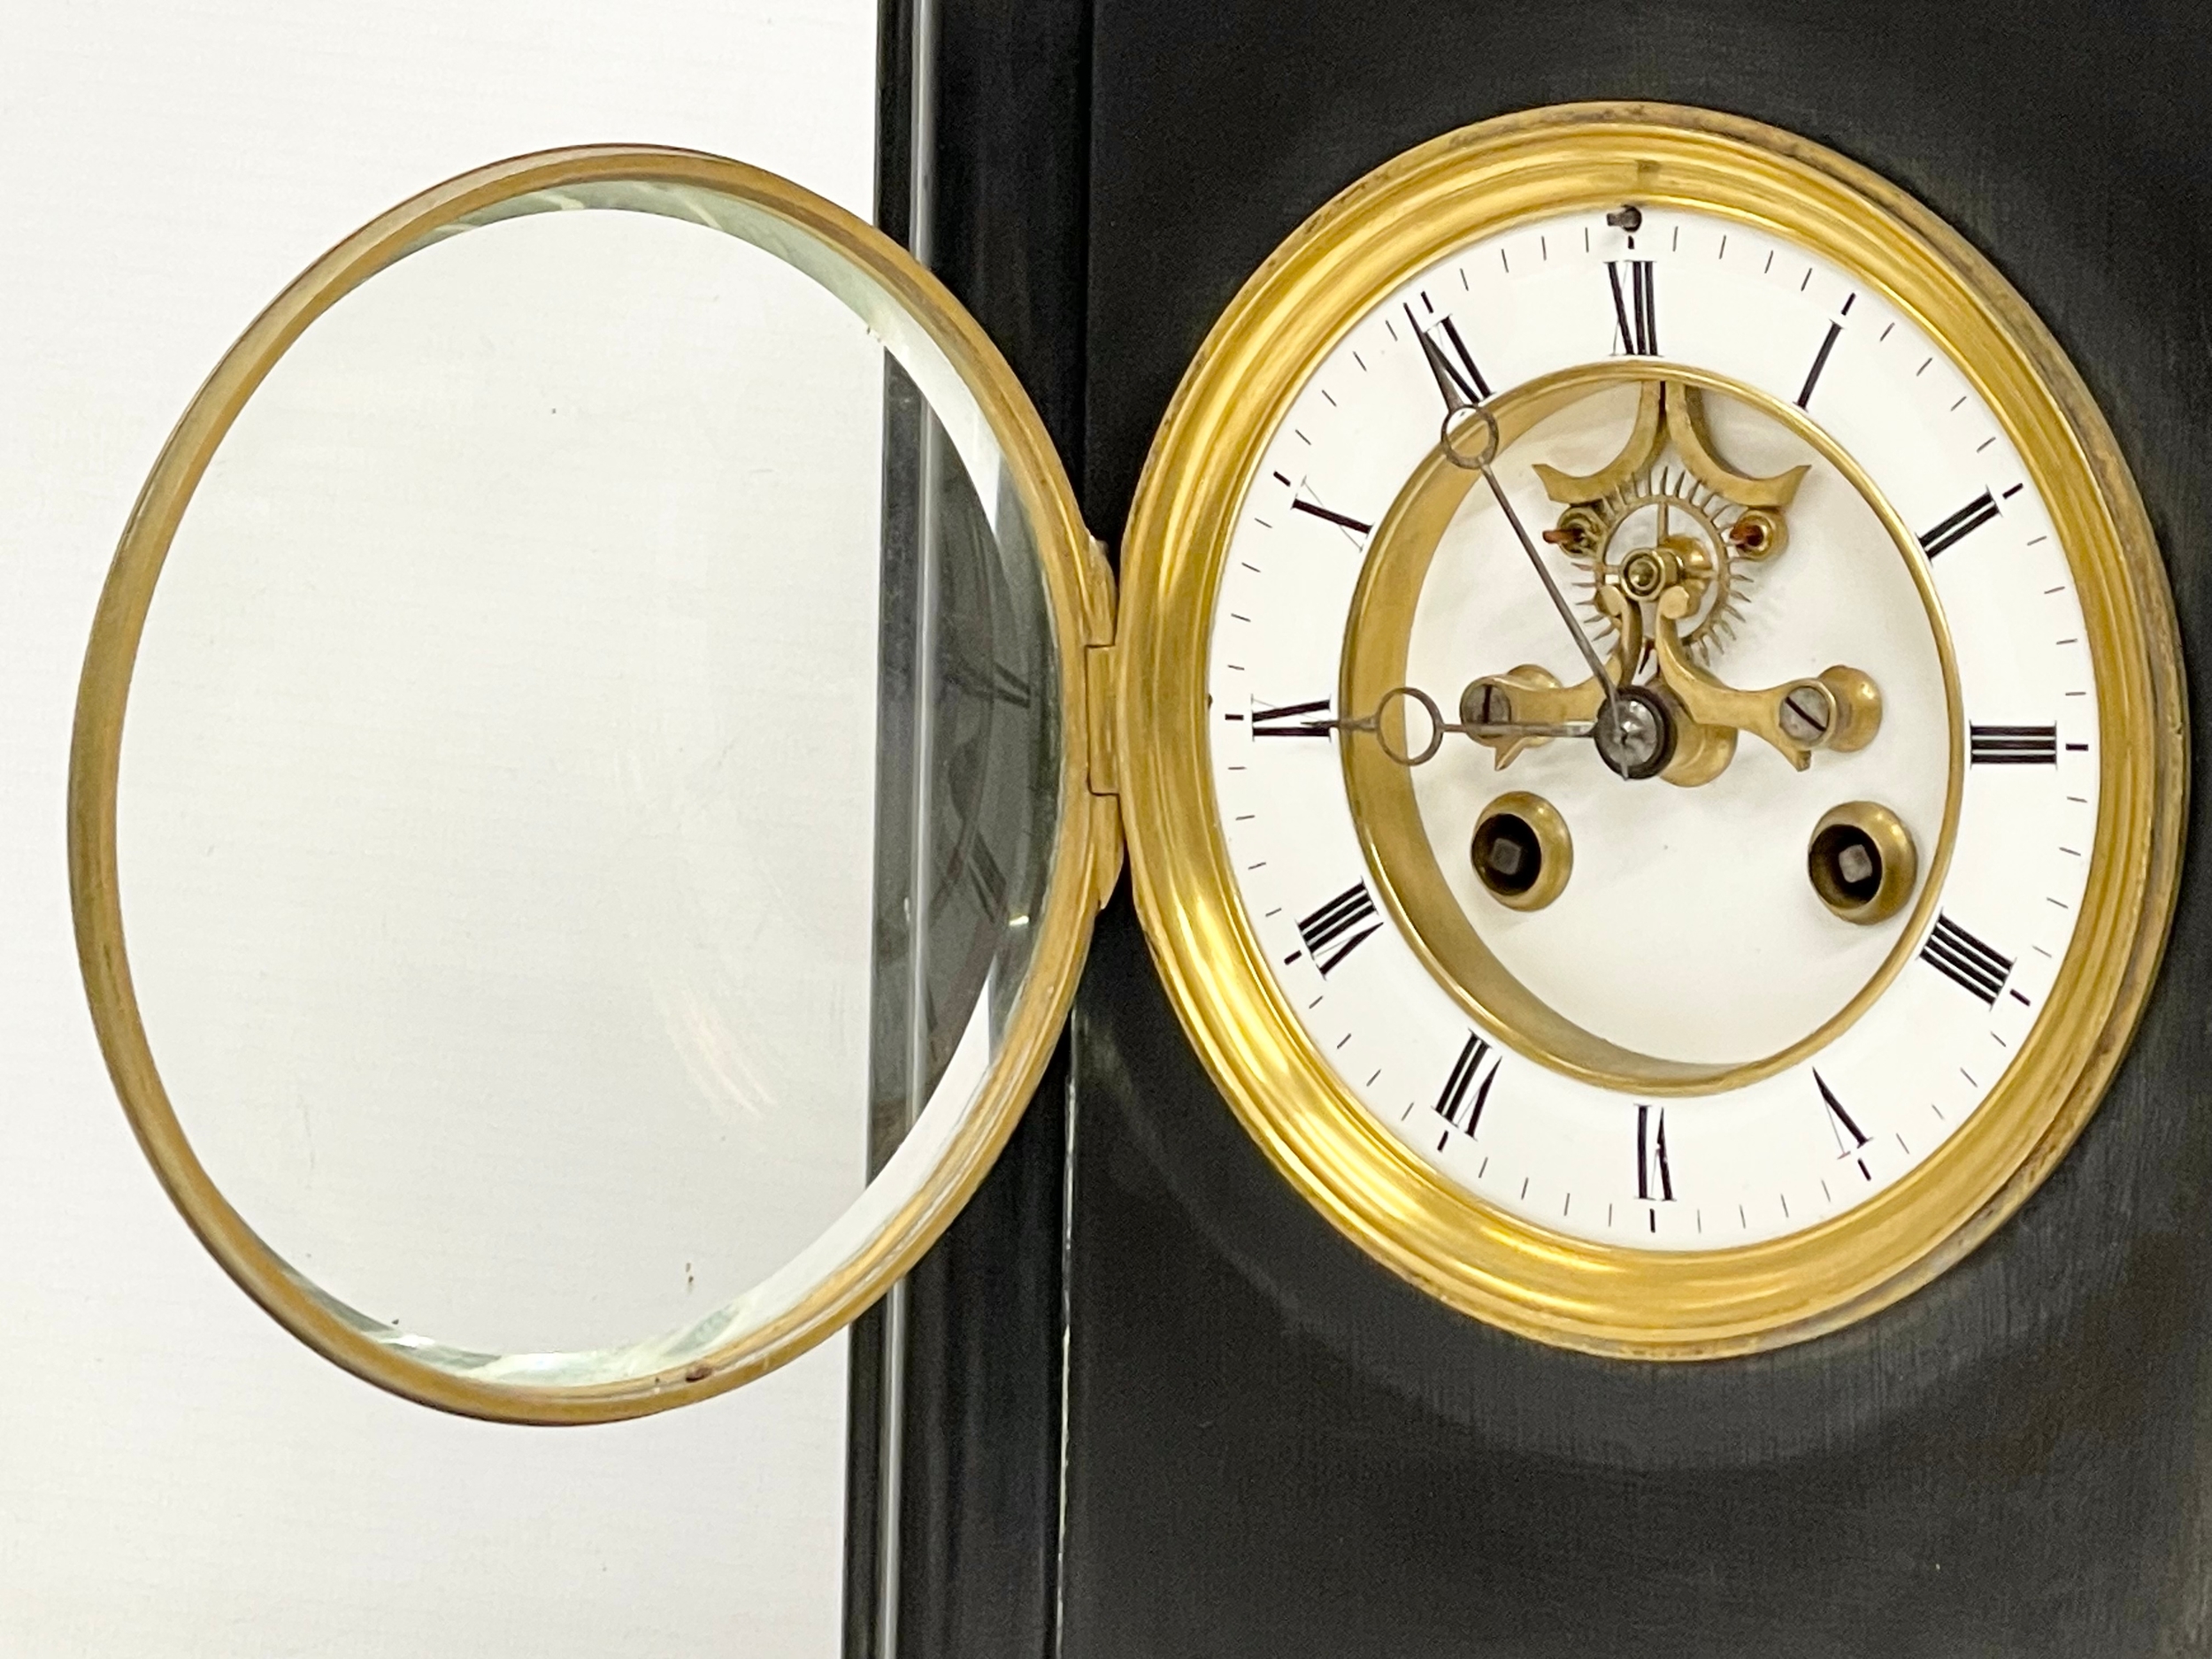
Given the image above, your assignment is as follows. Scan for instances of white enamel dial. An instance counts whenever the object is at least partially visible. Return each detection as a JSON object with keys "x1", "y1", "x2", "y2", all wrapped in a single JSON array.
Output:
[{"x1": 1205, "y1": 204, "x2": 2099, "y2": 1250}]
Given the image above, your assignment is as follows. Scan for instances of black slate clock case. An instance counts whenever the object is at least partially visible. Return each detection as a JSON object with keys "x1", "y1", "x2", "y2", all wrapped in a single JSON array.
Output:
[{"x1": 855, "y1": 3, "x2": 2212, "y2": 1655}]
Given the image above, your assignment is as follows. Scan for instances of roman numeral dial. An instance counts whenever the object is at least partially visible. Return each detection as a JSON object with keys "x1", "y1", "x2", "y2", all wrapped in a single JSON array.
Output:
[
  {"x1": 1636, "y1": 1106, "x2": 1675, "y2": 1205},
  {"x1": 1795, "y1": 321, "x2": 1842, "y2": 408},
  {"x1": 1288, "y1": 497, "x2": 1372, "y2": 536},
  {"x1": 1409, "y1": 303, "x2": 1493, "y2": 403},
  {"x1": 1250, "y1": 698, "x2": 1333, "y2": 739},
  {"x1": 1200, "y1": 196, "x2": 2116, "y2": 1264}
]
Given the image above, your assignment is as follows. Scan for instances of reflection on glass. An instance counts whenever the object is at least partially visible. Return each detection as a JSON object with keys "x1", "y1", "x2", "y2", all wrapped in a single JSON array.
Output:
[
  {"x1": 111, "y1": 188, "x2": 1060, "y2": 1384},
  {"x1": 867, "y1": 365, "x2": 1059, "y2": 1175}
]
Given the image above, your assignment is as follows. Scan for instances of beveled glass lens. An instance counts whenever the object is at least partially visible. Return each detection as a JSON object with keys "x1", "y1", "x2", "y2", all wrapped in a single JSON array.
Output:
[{"x1": 110, "y1": 181, "x2": 1060, "y2": 1386}]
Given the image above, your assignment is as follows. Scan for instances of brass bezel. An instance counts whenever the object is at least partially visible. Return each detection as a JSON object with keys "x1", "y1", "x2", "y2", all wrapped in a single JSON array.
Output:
[
  {"x1": 1116, "y1": 104, "x2": 2186, "y2": 1357},
  {"x1": 67, "y1": 148, "x2": 1108, "y2": 1424}
]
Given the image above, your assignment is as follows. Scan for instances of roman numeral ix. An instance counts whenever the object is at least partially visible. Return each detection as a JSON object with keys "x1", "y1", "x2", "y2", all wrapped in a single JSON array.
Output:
[
  {"x1": 1251, "y1": 699, "x2": 1333, "y2": 739},
  {"x1": 1921, "y1": 913, "x2": 2014, "y2": 1005},
  {"x1": 1636, "y1": 1103, "x2": 1675, "y2": 1203},
  {"x1": 1294, "y1": 882, "x2": 1381, "y2": 976},
  {"x1": 1919, "y1": 490, "x2": 2000, "y2": 558},
  {"x1": 1434, "y1": 1032, "x2": 1499, "y2": 1141},
  {"x1": 1609, "y1": 259, "x2": 1658, "y2": 356},
  {"x1": 1970, "y1": 724, "x2": 2059, "y2": 765}
]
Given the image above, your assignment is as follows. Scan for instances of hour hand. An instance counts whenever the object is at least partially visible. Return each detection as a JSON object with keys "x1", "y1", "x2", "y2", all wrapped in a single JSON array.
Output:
[
  {"x1": 1457, "y1": 668, "x2": 1606, "y2": 769},
  {"x1": 1460, "y1": 590, "x2": 1640, "y2": 770},
  {"x1": 1326, "y1": 685, "x2": 1595, "y2": 768}
]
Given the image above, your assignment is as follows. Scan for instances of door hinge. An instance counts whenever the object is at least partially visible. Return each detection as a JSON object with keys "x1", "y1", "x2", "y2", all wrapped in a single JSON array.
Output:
[
  {"x1": 1080, "y1": 534, "x2": 1124, "y2": 910},
  {"x1": 1084, "y1": 641, "x2": 1118, "y2": 797}
]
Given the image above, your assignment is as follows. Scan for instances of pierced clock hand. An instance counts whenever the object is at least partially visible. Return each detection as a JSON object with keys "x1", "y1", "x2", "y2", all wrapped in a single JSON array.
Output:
[
  {"x1": 1325, "y1": 684, "x2": 1595, "y2": 767},
  {"x1": 1409, "y1": 343, "x2": 1627, "y2": 736},
  {"x1": 1425, "y1": 393, "x2": 1679, "y2": 779},
  {"x1": 1439, "y1": 401, "x2": 1618, "y2": 706}
]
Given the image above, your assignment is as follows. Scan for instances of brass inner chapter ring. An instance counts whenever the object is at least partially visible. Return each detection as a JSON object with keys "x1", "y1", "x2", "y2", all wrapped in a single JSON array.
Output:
[{"x1": 1338, "y1": 360, "x2": 1965, "y2": 1094}]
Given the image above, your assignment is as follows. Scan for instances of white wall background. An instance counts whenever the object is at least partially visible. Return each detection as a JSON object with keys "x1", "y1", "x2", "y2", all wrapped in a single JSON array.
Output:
[{"x1": 0, "y1": 4, "x2": 877, "y2": 1653}]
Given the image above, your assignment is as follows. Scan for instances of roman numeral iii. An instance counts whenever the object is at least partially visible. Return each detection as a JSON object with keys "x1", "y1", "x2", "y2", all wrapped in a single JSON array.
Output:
[
  {"x1": 1970, "y1": 724, "x2": 2058, "y2": 764},
  {"x1": 1435, "y1": 1033, "x2": 1499, "y2": 1139},
  {"x1": 1609, "y1": 259, "x2": 1658, "y2": 356},
  {"x1": 1295, "y1": 882, "x2": 1381, "y2": 975},
  {"x1": 1921, "y1": 913, "x2": 2014, "y2": 1005}
]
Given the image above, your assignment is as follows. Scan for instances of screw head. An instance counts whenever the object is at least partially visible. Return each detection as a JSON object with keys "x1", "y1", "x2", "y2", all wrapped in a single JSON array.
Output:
[
  {"x1": 1620, "y1": 549, "x2": 1667, "y2": 599},
  {"x1": 1593, "y1": 685, "x2": 1676, "y2": 780},
  {"x1": 1778, "y1": 682, "x2": 1835, "y2": 747}
]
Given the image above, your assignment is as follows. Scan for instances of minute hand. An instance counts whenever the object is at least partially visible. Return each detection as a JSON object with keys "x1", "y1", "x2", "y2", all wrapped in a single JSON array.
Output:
[
  {"x1": 1414, "y1": 330, "x2": 1621, "y2": 717},
  {"x1": 1433, "y1": 403, "x2": 1628, "y2": 726}
]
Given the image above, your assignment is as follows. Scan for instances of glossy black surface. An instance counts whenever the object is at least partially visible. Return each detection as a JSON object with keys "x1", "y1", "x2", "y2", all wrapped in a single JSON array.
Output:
[
  {"x1": 1061, "y1": 2, "x2": 2211, "y2": 1655},
  {"x1": 865, "y1": 1, "x2": 2211, "y2": 1654},
  {"x1": 847, "y1": 5, "x2": 1091, "y2": 1658}
]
